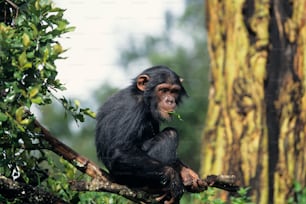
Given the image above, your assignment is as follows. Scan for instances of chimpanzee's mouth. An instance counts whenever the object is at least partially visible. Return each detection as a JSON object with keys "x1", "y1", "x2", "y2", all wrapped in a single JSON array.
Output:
[{"x1": 159, "y1": 109, "x2": 174, "y2": 120}]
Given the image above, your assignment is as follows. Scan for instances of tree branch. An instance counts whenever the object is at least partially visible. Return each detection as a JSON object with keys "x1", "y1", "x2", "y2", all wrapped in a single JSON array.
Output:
[
  {"x1": 205, "y1": 175, "x2": 240, "y2": 192},
  {"x1": 0, "y1": 175, "x2": 67, "y2": 204},
  {"x1": 34, "y1": 119, "x2": 239, "y2": 203},
  {"x1": 34, "y1": 119, "x2": 109, "y2": 181},
  {"x1": 69, "y1": 175, "x2": 239, "y2": 194},
  {"x1": 69, "y1": 179, "x2": 157, "y2": 203},
  {"x1": 34, "y1": 119, "x2": 157, "y2": 203}
]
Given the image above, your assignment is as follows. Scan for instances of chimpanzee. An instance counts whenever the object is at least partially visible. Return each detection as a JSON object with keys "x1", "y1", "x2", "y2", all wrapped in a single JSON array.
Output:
[{"x1": 95, "y1": 65, "x2": 205, "y2": 203}]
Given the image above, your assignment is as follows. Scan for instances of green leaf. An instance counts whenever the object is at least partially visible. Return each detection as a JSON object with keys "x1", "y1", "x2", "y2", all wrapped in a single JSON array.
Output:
[
  {"x1": 15, "y1": 106, "x2": 25, "y2": 123},
  {"x1": 29, "y1": 86, "x2": 40, "y2": 98},
  {"x1": 18, "y1": 52, "x2": 27, "y2": 67},
  {"x1": 22, "y1": 33, "x2": 30, "y2": 48},
  {"x1": 65, "y1": 26, "x2": 76, "y2": 33},
  {"x1": 35, "y1": 0, "x2": 40, "y2": 10},
  {"x1": 0, "y1": 112, "x2": 8, "y2": 122},
  {"x1": 74, "y1": 99, "x2": 80, "y2": 109},
  {"x1": 19, "y1": 118, "x2": 31, "y2": 125},
  {"x1": 31, "y1": 96, "x2": 44, "y2": 104},
  {"x1": 294, "y1": 181, "x2": 302, "y2": 192},
  {"x1": 169, "y1": 111, "x2": 184, "y2": 121},
  {"x1": 29, "y1": 23, "x2": 38, "y2": 38},
  {"x1": 43, "y1": 47, "x2": 50, "y2": 63},
  {"x1": 75, "y1": 114, "x2": 84, "y2": 122},
  {"x1": 57, "y1": 20, "x2": 68, "y2": 31},
  {"x1": 52, "y1": 43, "x2": 63, "y2": 54},
  {"x1": 45, "y1": 62, "x2": 55, "y2": 70},
  {"x1": 17, "y1": 51, "x2": 32, "y2": 70},
  {"x1": 39, "y1": 0, "x2": 52, "y2": 8},
  {"x1": 81, "y1": 108, "x2": 96, "y2": 119},
  {"x1": 23, "y1": 62, "x2": 33, "y2": 69}
]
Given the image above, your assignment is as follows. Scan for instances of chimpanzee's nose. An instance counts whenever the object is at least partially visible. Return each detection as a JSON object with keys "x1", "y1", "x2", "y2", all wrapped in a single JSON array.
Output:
[{"x1": 166, "y1": 97, "x2": 175, "y2": 105}]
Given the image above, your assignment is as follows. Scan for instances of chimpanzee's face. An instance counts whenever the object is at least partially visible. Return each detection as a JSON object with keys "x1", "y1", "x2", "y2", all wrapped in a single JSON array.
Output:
[
  {"x1": 155, "y1": 83, "x2": 181, "y2": 120},
  {"x1": 135, "y1": 67, "x2": 187, "y2": 121}
]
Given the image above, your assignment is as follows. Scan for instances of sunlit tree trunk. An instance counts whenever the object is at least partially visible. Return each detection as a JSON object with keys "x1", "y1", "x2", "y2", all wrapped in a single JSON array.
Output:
[{"x1": 201, "y1": 1, "x2": 306, "y2": 203}]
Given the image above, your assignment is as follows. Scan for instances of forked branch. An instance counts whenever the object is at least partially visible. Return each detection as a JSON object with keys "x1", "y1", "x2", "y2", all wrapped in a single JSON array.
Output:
[{"x1": 34, "y1": 119, "x2": 239, "y2": 203}]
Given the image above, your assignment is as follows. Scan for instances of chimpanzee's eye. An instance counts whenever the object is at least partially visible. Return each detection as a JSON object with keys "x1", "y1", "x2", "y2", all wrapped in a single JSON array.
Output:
[
  {"x1": 160, "y1": 88, "x2": 169, "y2": 93},
  {"x1": 171, "y1": 89, "x2": 180, "y2": 94}
]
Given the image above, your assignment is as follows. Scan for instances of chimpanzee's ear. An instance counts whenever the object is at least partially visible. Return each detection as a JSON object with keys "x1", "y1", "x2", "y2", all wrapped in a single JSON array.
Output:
[{"x1": 136, "y1": 74, "x2": 150, "y2": 91}]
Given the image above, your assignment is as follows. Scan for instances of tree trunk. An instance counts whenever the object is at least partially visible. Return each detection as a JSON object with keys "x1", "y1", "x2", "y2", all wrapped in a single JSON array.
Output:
[{"x1": 201, "y1": 1, "x2": 306, "y2": 203}]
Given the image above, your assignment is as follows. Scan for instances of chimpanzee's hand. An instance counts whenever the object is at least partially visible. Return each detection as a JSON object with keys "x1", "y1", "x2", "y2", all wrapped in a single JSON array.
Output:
[
  {"x1": 180, "y1": 166, "x2": 207, "y2": 193},
  {"x1": 162, "y1": 166, "x2": 184, "y2": 203}
]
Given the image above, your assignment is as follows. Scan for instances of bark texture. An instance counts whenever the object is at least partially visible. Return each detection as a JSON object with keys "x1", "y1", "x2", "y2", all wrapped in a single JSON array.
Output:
[{"x1": 201, "y1": 1, "x2": 306, "y2": 203}]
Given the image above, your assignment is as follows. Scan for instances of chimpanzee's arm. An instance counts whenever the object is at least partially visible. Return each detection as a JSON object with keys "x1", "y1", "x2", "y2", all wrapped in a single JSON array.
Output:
[{"x1": 141, "y1": 127, "x2": 205, "y2": 193}]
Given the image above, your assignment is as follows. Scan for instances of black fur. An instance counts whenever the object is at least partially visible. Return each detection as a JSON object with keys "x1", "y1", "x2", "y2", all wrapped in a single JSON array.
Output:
[{"x1": 95, "y1": 65, "x2": 187, "y2": 200}]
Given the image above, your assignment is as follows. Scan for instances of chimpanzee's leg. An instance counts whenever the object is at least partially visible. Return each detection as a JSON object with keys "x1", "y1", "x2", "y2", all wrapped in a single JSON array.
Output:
[
  {"x1": 109, "y1": 127, "x2": 184, "y2": 202},
  {"x1": 142, "y1": 127, "x2": 179, "y2": 165},
  {"x1": 142, "y1": 127, "x2": 206, "y2": 196}
]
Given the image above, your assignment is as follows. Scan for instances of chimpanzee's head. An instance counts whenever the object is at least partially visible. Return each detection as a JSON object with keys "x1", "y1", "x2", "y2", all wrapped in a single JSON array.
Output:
[{"x1": 134, "y1": 65, "x2": 187, "y2": 121}]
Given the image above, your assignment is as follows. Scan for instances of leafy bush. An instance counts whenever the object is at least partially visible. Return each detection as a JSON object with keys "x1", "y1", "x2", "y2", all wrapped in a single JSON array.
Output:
[
  {"x1": 0, "y1": 0, "x2": 97, "y2": 202},
  {"x1": 287, "y1": 181, "x2": 306, "y2": 204},
  {"x1": 1, "y1": 0, "x2": 72, "y2": 181}
]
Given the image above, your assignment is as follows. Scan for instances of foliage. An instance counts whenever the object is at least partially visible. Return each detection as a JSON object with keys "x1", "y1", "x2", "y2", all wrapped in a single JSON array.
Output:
[
  {"x1": 77, "y1": 192, "x2": 130, "y2": 204},
  {"x1": 43, "y1": 155, "x2": 129, "y2": 203},
  {"x1": 0, "y1": 0, "x2": 101, "y2": 202},
  {"x1": 190, "y1": 187, "x2": 254, "y2": 204},
  {"x1": 287, "y1": 182, "x2": 306, "y2": 204},
  {"x1": 0, "y1": 0, "x2": 66, "y2": 181}
]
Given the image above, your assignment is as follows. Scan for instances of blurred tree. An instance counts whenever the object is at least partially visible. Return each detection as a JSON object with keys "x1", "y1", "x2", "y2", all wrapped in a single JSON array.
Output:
[
  {"x1": 119, "y1": 0, "x2": 210, "y2": 170},
  {"x1": 202, "y1": 1, "x2": 306, "y2": 204}
]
